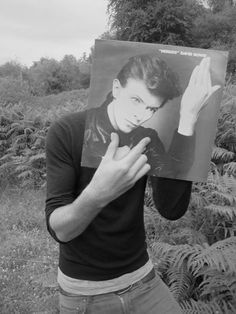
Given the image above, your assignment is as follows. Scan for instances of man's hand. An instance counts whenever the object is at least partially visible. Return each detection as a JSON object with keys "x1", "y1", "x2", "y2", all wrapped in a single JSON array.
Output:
[
  {"x1": 86, "y1": 132, "x2": 151, "y2": 207},
  {"x1": 178, "y1": 57, "x2": 221, "y2": 136}
]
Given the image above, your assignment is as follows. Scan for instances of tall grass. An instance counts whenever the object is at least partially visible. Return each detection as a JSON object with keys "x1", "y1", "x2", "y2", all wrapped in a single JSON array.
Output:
[{"x1": 0, "y1": 188, "x2": 59, "y2": 313}]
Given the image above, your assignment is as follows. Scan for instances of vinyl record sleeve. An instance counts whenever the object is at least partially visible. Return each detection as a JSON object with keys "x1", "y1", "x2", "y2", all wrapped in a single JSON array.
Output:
[{"x1": 81, "y1": 39, "x2": 228, "y2": 182}]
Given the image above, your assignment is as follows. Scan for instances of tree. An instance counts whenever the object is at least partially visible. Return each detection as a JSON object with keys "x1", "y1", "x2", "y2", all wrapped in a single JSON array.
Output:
[
  {"x1": 58, "y1": 55, "x2": 81, "y2": 91},
  {"x1": 193, "y1": 4, "x2": 236, "y2": 79},
  {"x1": 0, "y1": 61, "x2": 24, "y2": 79},
  {"x1": 207, "y1": 0, "x2": 235, "y2": 13},
  {"x1": 28, "y1": 58, "x2": 62, "y2": 96},
  {"x1": 108, "y1": 0, "x2": 204, "y2": 46}
]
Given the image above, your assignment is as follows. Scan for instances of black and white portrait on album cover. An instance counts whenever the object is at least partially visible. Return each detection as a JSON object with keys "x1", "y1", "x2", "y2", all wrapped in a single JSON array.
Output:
[{"x1": 81, "y1": 40, "x2": 228, "y2": 182}]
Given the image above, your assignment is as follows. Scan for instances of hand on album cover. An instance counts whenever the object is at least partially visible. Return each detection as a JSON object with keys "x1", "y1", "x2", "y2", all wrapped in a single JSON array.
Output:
[{"x1": 178, "y1": 57, "x2": 221, "y2": 136}]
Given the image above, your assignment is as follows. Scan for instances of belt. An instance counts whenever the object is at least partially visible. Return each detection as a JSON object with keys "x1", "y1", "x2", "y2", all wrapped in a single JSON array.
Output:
[{"x1": 115, "y1": 268, "x2": 156, "y2": 295}]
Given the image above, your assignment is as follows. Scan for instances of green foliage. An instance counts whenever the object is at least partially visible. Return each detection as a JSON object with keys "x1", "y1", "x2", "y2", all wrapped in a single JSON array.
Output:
[
  {"x1": 192, "y1": 4, "x2": 236, "y2": 80},
  {"x1": 0, "y1": 105, "x2": 48, "y2": 188},
  {"x1": 27, "y1": 55, "x2": 91, "y2": 96},
  {"x1": 0, "y1": 61, "x2": 26, "y2": 79},
  {"x1": 108, "y1": 0, "x2": 203, "y2": 45},
  {"x1": 0, "y1": 88, "x2": 87, "y2": 189},
  {"x1": 207, "y1": 0, "x2": 235, "y2": 13},
  {"x1": 0, "y1": 77, "x2": 32, "y2": 105},
  {"x1": 0, "y1": 54, "x2": 91, "y2": 98}
]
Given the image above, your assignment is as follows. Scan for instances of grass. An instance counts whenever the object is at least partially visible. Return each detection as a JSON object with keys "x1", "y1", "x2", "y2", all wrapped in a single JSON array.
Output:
[{"x1": 0, "y1": 188, "x2": 59, "y2": 314}]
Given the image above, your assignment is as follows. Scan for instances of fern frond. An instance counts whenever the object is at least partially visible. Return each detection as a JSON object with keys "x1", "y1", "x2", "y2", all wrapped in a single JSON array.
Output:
[
  {"x1": 152, "y1": 238, "x2": 236, "y2": 277},
  {"x1": 199, "y1": 268, "x2": 236, "y2": 301},
  {"x1": 17, "y1": 170, "x2": 32, "y2": 179},
  {"x1": 224, "y1": 162, "x2": 236, "y2": 176},
  {"x1": 219, "y1": 174, "x2": 236, "y2": 196},
  {"x1": 9, "y1": 122, "x2": 22, "y2": 130},
  {"x1": 212, "y1": 146, "x2": 235, "y2": 163},
  {"x1": 0, "y1": 139, "x2": 8, "y2": 146},
  {"x1": 210, "y1": 190, "x2": 236, "y2": 205},
  {"x1": 28, "y1": 153, "x2": 46, "y2": 162},
  {"x1": 166, "y1": 263, "x2": 193, "y2": 302},
  {"x1": 0, "y1": 152, "x2": 14, "y2": 162},
  {"x1": 28, "y1": 153, "x2": 46, "y2": 169},
  {"x1": 172, "y1": 228, "x2": 208, "y2": 245},
  {"x1": 190, "y1": 192, "x2": 207, "y2": 209},
  {"x1": 15, "y1": 164, "x2": 29, "y2": 173},
  {"x1": 205, "y1": 204, "x2": 236, "y2": 220},
  {"x1": 151, "y1": 242, "x2": 203, "y2": 272},
  {"x1": 180, "y1": 298, "x2": 222, "y2": 314},
  {"x1": 192, "y1": 237, "x2": 236, "y2": 275}
]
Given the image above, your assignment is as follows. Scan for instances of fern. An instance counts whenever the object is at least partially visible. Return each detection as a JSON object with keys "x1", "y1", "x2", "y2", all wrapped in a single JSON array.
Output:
[
  {"x1": 199, "y1": 268, "x2": 236, "y2": 301},
  {"x1": 191, "y1": 237, "x2": 236, "y2": 275},
  {"x1": 212, "y1": 146, "x2": 235, "y2": 163},
  {"x1": 17, "y1": 170, "x2": 32, "y2": 179},
  {"x1": 205, "y1": 204, "x2": 236, "y2": 220},
  {"x1": 166, "y1": 262, "x2": 193, "y2": 302},
  {"x1": 224, "y1": 162, "x2": 236, "y2": 176},
  {"x1": 180, "y1": 299, "x2": 223, "y2": 314},
  {"x1": 151, "y1": 237, "x2": 236, "y2": 276}
]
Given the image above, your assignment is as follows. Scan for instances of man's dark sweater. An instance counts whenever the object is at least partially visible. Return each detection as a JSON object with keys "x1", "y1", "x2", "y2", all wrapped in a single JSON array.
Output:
[{"x1": 45, "y1": 110, "x2": 192, "y2": 281}]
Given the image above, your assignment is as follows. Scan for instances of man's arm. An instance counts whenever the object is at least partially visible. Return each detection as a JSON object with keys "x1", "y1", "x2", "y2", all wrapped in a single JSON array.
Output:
[
  {"x1": 150, "y1": 176, "x2": 192, "y2": 220},
  {"x1": 46, "y1": 123, "x2": 151, "y2": 243},
  {"x1": 148, "y1": 58, "x2": 218, "y2": 220}
]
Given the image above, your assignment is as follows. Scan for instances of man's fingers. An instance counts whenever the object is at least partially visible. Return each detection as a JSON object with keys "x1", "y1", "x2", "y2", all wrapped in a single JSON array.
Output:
[
  {"x1": 104, "y1": 132, "x2": 119, "y2": 159},
  {"x1": 197, "y1": 57, "x2": 208, "y2": 85},
  {"x1": 133, "y1": 163, "x2": 151, "y2": 182},
  {"x1": 202, "y1": 57, "x2": 211, "y2": 90},
  {"x1": 114, "y1": 145, "x2": 131, "y2": 160},
  {"x1": 129, "y1": 154, "x2": 148, "y2": 178},
  {"x1": 123, "y1": 137, "x2": 151, "y2": 166},
  {"x1": 188, "y1": 65, "x2": 200, "y2": 86}
]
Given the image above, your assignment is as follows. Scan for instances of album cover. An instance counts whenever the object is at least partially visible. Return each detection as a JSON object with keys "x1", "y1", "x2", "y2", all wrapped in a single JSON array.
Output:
[{"x1": 81, "y1": 39, "x2": 228, "y2": 182}]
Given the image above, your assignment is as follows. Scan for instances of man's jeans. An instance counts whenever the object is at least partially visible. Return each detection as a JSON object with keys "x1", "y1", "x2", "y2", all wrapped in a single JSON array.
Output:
[{"x1": 59, "y1": 273, "x2": 183, "y2": 314}]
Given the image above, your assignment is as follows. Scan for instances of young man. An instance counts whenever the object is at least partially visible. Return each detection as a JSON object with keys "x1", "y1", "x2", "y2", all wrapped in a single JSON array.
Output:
[{"x1": 45, "y1": 55, "x2": 219, "y2": 313}]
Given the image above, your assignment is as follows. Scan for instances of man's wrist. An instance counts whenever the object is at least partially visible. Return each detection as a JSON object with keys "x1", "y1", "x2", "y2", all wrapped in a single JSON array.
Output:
[
  {"x1": 178, "y1": 113, "x2": 197, "y2": 136},
  {"x1": 79, "y1": 183, "x2": 108, "y2": 210}
]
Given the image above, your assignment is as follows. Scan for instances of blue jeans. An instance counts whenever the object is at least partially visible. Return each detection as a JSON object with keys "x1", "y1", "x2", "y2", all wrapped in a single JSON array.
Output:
[{"x1": 59, "y1": 273, "x2": 183, "y2": 314}]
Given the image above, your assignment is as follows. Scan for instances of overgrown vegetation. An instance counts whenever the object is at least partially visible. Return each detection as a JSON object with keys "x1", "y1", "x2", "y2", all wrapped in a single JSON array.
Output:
[
  {"x1": 0, "y1": 84, "x2": 235, "y2": 313},
  {"x1": 1, "y1": 0, "x2": 236, "y2": 313},
  {"x1": 0, "y1": 89, "x2": 88, "y2": 189}
]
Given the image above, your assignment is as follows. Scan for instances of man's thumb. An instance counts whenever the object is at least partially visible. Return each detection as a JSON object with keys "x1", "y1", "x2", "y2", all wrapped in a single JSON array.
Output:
[{"x1": 104, "y1": 132, "x2": 119, "y2": 159}]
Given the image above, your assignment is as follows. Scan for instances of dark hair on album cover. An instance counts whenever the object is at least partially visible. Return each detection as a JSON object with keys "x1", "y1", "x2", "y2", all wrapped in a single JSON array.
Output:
[{"x1": 116, "y1": 54, "x2": 182, "y2": 106}]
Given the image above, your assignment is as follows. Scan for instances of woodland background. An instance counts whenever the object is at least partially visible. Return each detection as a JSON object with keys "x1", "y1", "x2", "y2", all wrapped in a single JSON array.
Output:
[{"x1": 0, "y1": 0, "x2": 236, "y2": 313}]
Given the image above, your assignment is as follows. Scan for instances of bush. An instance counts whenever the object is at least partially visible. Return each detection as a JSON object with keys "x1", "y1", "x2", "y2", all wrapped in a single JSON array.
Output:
[
  {"x1": 0, "y1": 89, "x2": 88, "y2": 189},
  {"x1": 0, "y1": 77, "x2": 32, "y2": 106}
]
